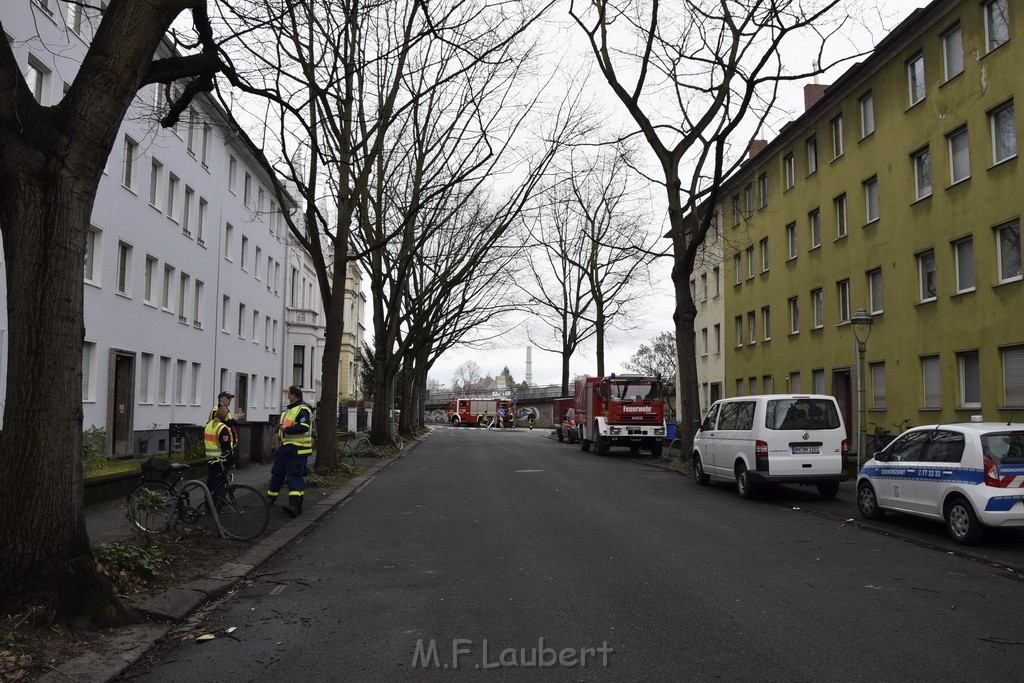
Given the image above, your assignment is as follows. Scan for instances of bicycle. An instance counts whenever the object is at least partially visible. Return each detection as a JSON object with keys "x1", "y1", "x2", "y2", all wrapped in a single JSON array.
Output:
[
  {"x1": 125, "y1": 457, "x2": 269, "y2": 541},
  {"x1": 868, "y1": 419, "x2": 910, "y2": 456}
]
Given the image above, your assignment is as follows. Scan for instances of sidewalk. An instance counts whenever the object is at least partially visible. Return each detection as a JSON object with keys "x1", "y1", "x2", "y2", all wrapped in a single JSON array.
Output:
[{"x1": 42, "y1": 447, "x2": 412, "y2": 683}]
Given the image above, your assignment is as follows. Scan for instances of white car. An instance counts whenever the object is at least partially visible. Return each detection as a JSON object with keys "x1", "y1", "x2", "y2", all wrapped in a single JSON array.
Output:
[{"x1": 856, "y1": 421, "x2": 1024, "y2": 545}]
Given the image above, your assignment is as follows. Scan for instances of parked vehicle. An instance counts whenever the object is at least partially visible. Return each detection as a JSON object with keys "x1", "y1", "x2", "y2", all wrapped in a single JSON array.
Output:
[
  {"x1": 857, "y1": 420, "x2": 1024, "y2": 545},
  {"x1": 575, "y1": 374, "x2": 667, "y2": 457},
  {"x1": 691, "y1": 394, "x2": 849, "y2": 499},
  {"x1": 552, "y1": 398, "x2": 577, "y2": 443},
  {"x1": 447, "y1": 398, "x2": 513, "y2": 427}
]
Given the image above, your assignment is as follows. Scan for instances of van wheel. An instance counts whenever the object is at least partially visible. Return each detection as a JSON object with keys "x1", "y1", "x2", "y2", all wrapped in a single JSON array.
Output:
[
  {"x1": 816, "y1": 481, "x2": 840, "y2": 499},
  {"x1": 857, "y1": 482, "x2": 885, "y2": 520},
  {"x1": 693, "y1": 454, "x2": 710, "y2": 485},
  {"x1": 557, "y1": 428, "x2": 564, "y2": 443},
  {"x1": 735, "y1": 463, "x2": 755, "y2": 499},
  {"x1": 945, "y1": 497, "x2": 984, "y2": 545}
]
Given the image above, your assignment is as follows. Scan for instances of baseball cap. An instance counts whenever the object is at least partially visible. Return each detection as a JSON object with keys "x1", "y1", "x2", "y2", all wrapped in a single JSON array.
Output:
[{"x1": 218, "y1": 391, "x2": 234, "y2": 399}]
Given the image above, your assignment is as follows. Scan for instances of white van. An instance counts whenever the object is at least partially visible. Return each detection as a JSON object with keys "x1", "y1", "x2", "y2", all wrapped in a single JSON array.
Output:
[{"x1": 691, "y1": 394, "x2": 849, "y2": 499}]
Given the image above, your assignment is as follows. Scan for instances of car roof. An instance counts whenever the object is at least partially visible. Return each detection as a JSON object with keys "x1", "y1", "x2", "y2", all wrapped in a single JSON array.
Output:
[{"x1": 906, "y1": 422, "x2": 1024, "y2": 435}]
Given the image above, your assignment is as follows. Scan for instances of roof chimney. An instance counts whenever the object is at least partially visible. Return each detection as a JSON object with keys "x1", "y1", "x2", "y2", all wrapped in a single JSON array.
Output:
[
  {"x1": 748, "y1": 139, "x2": 768, "y2": 159},
  {"x1": 804, "y1": 84, "x2": 829, "y2": 111}
]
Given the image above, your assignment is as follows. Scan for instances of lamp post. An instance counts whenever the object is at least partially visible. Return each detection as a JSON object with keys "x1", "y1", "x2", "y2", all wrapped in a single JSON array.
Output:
[{"x1": 851, "y1": 308, "x2": 874, "y2": 472}]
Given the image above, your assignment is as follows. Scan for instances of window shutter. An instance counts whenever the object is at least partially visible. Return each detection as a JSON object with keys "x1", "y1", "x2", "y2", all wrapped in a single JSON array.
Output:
[
  {"x1": 81, "y1": 343, "x2": 92, "y2": 401},
  {"x1": 1003, "y1": 346, "x2": 1024, "y2": 406},
  {"x1": 922, "y1": 356, "x2": 941, "y2": 409},
  {"x1": 871, "y1": 362, "x2": 887, "y2": 409},
  {"x1": 140, "y1": 354, "x2": 151, "y2": 403}
]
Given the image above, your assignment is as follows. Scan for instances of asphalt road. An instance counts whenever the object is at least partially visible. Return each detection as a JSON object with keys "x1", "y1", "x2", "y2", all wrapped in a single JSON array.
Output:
[{"x1": 126, "y1": 427, "x2": 1024, "y2": 681}]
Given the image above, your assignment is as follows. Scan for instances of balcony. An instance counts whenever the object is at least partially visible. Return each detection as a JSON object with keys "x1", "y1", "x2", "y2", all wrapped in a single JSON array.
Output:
[{"x1": 287, "y1": 308, "x2": 319, "y2": 326}]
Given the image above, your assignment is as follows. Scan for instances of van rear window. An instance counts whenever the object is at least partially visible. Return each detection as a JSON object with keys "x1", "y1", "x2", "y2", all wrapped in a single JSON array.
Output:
[
  {"x1": 982, "y1": 432, "x2": 1024, "y2": 464},
  {"x1": 765, "y1": 399, "x2": 840, "y2": 431}
]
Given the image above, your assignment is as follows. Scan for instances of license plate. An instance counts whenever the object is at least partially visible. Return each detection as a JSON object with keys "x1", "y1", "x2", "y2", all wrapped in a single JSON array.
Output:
[{"x1": 792, "y1": 445, "x2": 819, "y2": 454}]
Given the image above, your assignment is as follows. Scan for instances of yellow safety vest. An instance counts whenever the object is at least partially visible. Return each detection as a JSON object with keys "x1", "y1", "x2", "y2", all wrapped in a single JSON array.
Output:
[
  {"x1": 204, "y1": 420, "x2": 228, "y2": 461},
  {"x1": 209, "y1": 405, "x2": 239, "y2": 451},
  {"x1": 279, "y1": 404, "x2": 314, "y2": 456}
]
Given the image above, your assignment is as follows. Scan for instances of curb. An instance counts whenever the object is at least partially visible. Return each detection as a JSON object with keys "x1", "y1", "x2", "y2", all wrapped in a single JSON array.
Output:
[{"x1": 41, "y1": 439, "x2": 417, "y2": 683}]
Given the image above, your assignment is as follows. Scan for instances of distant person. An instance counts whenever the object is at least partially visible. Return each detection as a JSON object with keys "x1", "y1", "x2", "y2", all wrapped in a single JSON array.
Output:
[{"x1": 267, "y1": 385, "x2": 315, "y2": 517}]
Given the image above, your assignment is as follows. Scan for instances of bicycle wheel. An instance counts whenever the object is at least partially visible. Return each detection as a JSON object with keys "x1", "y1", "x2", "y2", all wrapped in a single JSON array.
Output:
[
  {"x1": 394, "y1": 434, "x2": 404, "y2": 450},
  {"x1": 125, "y1": 481, "x2": 178, "y2": 534},
  {"x1": 216, "y1": 484, "x2": 269, "y2": 541}
]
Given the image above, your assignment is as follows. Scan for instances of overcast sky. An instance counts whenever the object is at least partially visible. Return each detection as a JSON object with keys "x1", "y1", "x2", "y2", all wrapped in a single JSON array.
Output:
[{"x1": 423, "y1": 0, "x2": 927, "y2": 389}]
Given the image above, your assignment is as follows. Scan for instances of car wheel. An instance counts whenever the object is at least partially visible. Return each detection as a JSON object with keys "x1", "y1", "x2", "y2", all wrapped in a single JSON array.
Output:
[
  {"x1": 945, "y1": 497, "x2": 984, "y2": 545},
  {"x1": 693, "y1": 454, "x2": 710, "y2": 485},
  {"x1": 816, "y1": 481, "x2": 840, "y2": 499},
  {"x1": 857, "y1": 481, "x2": 885, "y2": 520},
  {"x1": 557, "y1": 428, "x2": 564, "y2": 443},
  {"x1": 735, "y1": 463, "x2": 755, "y2": 499}
]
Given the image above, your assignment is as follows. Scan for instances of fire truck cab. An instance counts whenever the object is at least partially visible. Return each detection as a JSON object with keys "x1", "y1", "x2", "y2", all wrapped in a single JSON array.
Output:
[{"x1": 575, "y1": 374, "x2": 667, "y2": 457}]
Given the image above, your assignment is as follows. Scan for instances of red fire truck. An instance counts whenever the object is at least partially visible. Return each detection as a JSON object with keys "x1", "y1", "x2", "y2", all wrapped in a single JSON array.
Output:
[
  {"x1": 574, "y1": 374, "x2": 667, "y2": 457},
  {"x1": 447, "y1": 398, "x2": 514, "y2": 427}
]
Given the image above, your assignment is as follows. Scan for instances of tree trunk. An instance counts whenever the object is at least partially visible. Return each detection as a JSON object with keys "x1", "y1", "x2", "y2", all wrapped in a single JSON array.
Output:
[{"x1": 669, "y1": 217, "x2": 701, "y2": 457}]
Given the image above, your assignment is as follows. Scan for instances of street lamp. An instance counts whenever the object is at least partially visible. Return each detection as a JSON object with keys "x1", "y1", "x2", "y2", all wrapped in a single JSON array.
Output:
[{"x1": 851, "y1": 308, "x2": 874, "y2": 472}]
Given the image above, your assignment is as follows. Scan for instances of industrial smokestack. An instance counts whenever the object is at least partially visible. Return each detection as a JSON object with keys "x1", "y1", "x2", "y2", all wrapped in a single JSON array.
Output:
[{"x1": 525, "y1": 347, "x2": 533, "y2": 385}]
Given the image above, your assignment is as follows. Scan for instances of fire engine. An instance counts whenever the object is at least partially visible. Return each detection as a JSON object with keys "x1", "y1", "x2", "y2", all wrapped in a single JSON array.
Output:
[
  {"x1": 574, "y1": 374, "x2": 667, "y2": 457},
  {"x1": 447, "y1": 398, "x2": 514, "y2": 427}
]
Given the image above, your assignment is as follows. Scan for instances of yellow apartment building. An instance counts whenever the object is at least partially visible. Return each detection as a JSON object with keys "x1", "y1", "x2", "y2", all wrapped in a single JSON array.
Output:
[{"x1": 720, "y1": 0, "x2": 1023, "y2": 450}]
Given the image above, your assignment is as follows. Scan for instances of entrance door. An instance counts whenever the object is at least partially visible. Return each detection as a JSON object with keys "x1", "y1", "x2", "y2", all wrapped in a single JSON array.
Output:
[
  {"x1": 831, "y1": 369, "x2": 852, "y2": 448},
  {"x1": 710, "y1": 383, "x2": 722, "y2": 404},
  {"x1": 111, "y1": 352, "x2": 135, "y2": 454}
]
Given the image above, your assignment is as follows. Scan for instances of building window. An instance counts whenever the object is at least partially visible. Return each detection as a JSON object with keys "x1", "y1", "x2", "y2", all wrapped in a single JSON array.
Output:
[
  {"x1": 749, "y1": 377, "x2": 758, "y2": 394},
  {"x1": 788, "y1": 297, "x2": 799, "y2": 334},
  {"x1": 177, "y1": 273, "x2": 190, "y2": 323},
  {"x1": 947, "y1": 127, "x2": 970, "y2": 184},
  {"x1": 809, "y1": 209, "x2": 821, "y2": 249},
  {"x1": 918, "y1": 249, "x2": 937, "y2": 302},
  {"x1": 712, "y1": 266, "x2": 720, "y2": 297},
  {"x1": 811, "y1": 288, "x2": 823, "y2": 329},
  {"x1": 764, "y1": 376, "x2": 774, "y2": 393},
  {"x1": 191, "y1": 362, "x2": 202, "y2": 405},
  {"x1": 67, "y1": 2, "x2": 86, "y2": 36},
  {"x1": 783, "y1": 153, "x2": 795, "y2": 189},
  {"x1": 252, "y1": 309, "x2": 260, "y2": 343},
  {"x1": 25, "y1": 55, "x2": 50, "y2": 105},
  {"x1": 786, "y1": 222, "x2": 797, "y2": 259},
  {"x1": 84, "y1": 226, "x2": 100, "y2": 284},
  {"x1": 221, "y1": 295, "x2": 230, "y2": 333},
  {"x1": 149, "y1": 158, "x2": 163, "y2": 208},
  {"x1": 831, "y1": 115, "x2": 844, "y2": 158},
  {"x1": 158, "y1": 356, "x2": 170, "y2": 405},
  {"x1": 182, "y1": 186, "x2": 194, "y2": 237},
  {"x1": 1002, "y1": 345, "x2": 1024, "y2": 406},
  {"x1": 990, "y1": 101, "x2": 1016, "y2": 164},
  {"x1": 701, "y1": 328, "x2": 708, "y2": 356},
  {"x1": 224, "y1": 223, "x2": 234, "y2": 261},
  {"x1": 82, "y1": 341, "x2": 95, "y2": 401},
  {"x1": 736, "y1": 379, "x2": 744, "y2": 396},
  {"x1": 734, "y1": 253, "x2": 742, "y2": 285},
  {"x1": 954, "y1": 237, "x2": 975, "y2": 293},
  {"x1": 984, "y1": 0, "x2": 1009, "y2": 53},
  {"x1": 996, "y1": 220, "x2": 1022, "y2": 283},
  {"x1": 732, "y1": 195, "x2": 741, "y2": 226},
  {"x1": 958, "y1": 350, "x2": 981, "y2": 408},
  {"x1": 238, "y1": 303, "x2": 246, "y2": 337},
  {"x1": 197, "y1": 198, "x2": 208, "y2": 246},
  {"x1": 907, "y1": 53, "x2": 925, "y2": 106},
  {"x1": 812, "y1": 369, "x2": 825, "y2": 394},
  {"x1": 244, "y1": 172, "x2": 252, "y2": 206},
  {"x1": 186, "y1": 109, "x2": 198, "y2": 155},
  {"x1": 144, "y1": 255, "x2": 157, "y2": 304},
  {"x1": 759, "y1": 238, "x2": 769, "y2": 272},
  {"x1": 789, "y1": 372, "x2": 801, "y2": 393},
  {"x1": 293, "y1": 346, "x2": 305, "y2": 387},
  {"x1": 870, "y1": 362, "x2": 887, "y2": 410},
  {"x1": 806, "y1": 136, "x2": 818, "y2": 174},
  {"x1": 193, "y1": 280, "x2": 204, "y2": 328},
  {"x1": 713, "y1": 324, "x2": 721, "y2": 353},
  {"x1": 761, "y1": 306, "x2": 771, "y2": 341},
  {"x1": 228, "y1": 155, "x2": 238, "y2": 193},
  {"x1": 139, "y1": 352, "x2": 153, "y2": 404},
  {"x1": 166, "y1": 173, "x2": 179, "y2": 221},
  {"x1": 837, "y1": 279, "x2": 851, "y2": 322},
  {"x1": 912, "y1": 147, "x2": 931, "y2": 200},
  {"x1": 746, "y1": 246, "x2": 754, "y2": 279},
  {"x1": 758, "y1": 173, "x2": 768, "y2": 208},
  {"x1": 735, "y1": 316, "x2": 743, "y2": 348},
  {"x1": 868, "y1": 268, "x2": 883, "y2": 314},
  {"x1": 200, "y1": 124, "x2": 212, "y2": 167},
  {"x1": 859, "y1": 92, "x2": 874, "y2": 138},
  {"x1": 922, "y1": 355, "x2": 941, "y2": 409},
  {"x1": 174, "y1": 359, "x2": 186, "y2": 405},
  {"x1": 748, "y1": 311, "x2": 756, "y2": 345},
  {"x1": 863, "y1": 176, "x2": 879, "y2": 223},
  {"x1": 161, "y1": 264, "x2": 174, "y2": 311},
  {"x1": 116, "y1": 241, "x2": 131, "y2": 295},
  {"x1": 942, "y1": 23, "x2": 963, "y2": 81},
  {"x1": 241, "y1": 235, "x2": 249, "y2": 271},
  {"x1": 744, "y1": 184, "x2": 753, "y2": 217},
  {"x1": 122, "y1": 135, "x2": 138, "y2": 190},
  {"x1": 835, "y1": 194, "x2": 847, "y2": 238}
]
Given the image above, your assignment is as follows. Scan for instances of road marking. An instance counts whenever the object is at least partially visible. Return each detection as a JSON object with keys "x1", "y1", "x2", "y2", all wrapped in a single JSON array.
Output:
[{"x1": 514, "y1": 469, "x2": 545, "y2": 473}]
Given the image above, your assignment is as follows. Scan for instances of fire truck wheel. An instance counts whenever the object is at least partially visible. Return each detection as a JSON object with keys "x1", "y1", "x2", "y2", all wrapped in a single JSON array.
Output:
[
  {"x1": 595, "y1": 433, "x2": 608, "y2": 457},
  {"x1": 629, "y1": 444, "x2": 640, "y2": 457},
  {"x1": 650, "y1": 441, "x2": 663, "y2": 458},
  {"x1": 580, "y1": 438, "x2": 591, "y2": 453},
  {"x1": 557, "y1": 428, "x2": 564, "y2": 442}
]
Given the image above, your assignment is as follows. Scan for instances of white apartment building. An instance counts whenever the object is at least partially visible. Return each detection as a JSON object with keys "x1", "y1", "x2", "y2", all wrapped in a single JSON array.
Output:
[{"x1": 1, "y1": 1, "x2": 328, "y2": 453}]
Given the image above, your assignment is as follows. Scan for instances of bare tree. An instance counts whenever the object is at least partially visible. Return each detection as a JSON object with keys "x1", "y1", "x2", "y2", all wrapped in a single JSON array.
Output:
[
  {"x1": 624, "y1": 331, "x2": 677, "y2": 382},
  {"x1": 0, "y1": 2, "x2": 237, "y2": 624},
  {"x1": 452, "y1": 361, "x2": 483, "y2": 390},
  {"x1": 570, "y1": 0, "x2": 857, "y2": 453}
]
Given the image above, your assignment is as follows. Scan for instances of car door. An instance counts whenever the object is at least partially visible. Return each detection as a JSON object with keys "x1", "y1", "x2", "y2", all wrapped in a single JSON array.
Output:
[
  {"x1": 916, "y1": 429, "x2": 966, "y2": 518},
  {"x1": 874, "y1": 430, "x2": 931, "y2": 512},
  {"x1": 696, "y1": 403, "x2": 721, "y2": 477}
]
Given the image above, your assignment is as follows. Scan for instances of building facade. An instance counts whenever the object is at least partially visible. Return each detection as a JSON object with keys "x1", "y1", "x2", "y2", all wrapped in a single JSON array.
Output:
[
  {"x1": 337, "y1": 260, "x2": 366, "y2": 402},
  {"x1": 689, "y1": 217, "x2": 726, "y2": 416},
  {"x1": 718, "y1": 0, "x2": 1023, "y2": 452},
  {"x1": 1, "y1": 1, "x2": 362, "y2": 452}
]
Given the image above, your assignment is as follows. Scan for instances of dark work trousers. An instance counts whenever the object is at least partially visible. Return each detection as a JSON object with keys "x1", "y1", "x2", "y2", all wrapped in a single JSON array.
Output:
[{"x1": 269, "y1": 444, "x2": 308, "y2": 497}]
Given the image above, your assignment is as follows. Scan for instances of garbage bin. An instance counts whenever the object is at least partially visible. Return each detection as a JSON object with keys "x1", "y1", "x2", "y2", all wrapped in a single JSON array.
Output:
[{"x1": 667, "y1": 422, "x2": 678, "y2": 440}]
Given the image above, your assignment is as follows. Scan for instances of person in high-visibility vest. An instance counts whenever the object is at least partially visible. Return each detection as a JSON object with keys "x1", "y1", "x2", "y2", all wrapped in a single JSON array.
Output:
[
  {"x1": 267, "y1": 385, "x2": 315, "y2": 517},
  {"x1": 209, "y1": 390, "x2": 244, "y2": 454},
  {"x1": 203, "y1": 407, "x2": 234, "y2": 500}
]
